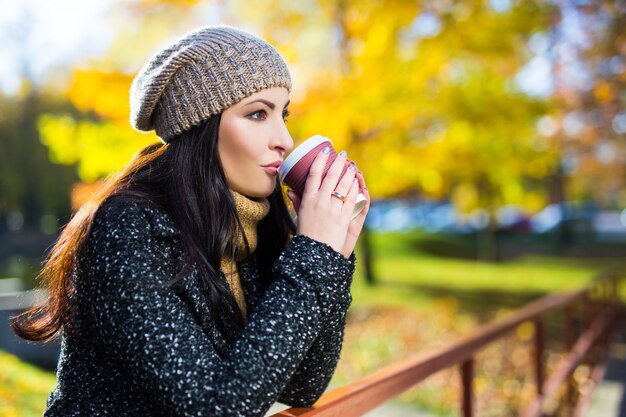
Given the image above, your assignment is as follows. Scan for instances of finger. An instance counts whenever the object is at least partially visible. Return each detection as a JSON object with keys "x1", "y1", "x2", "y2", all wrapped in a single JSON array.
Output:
[
  {"x1": 341, "y1": 177, "x2": 360, "y2": 214},
  {"x1": 331, "y1": 163, "x2": 357, "y2": 203},
  {"x1": 303, "y1": 146, "x2": 331, "y2": 196},
  {"x1": 355, "y1": 171, "x2": 366, "y2": 191},
  {"x1": 352, "y1": 174, "x2": 370, "y2": 220},
  {"x1": 319, "y1": 150, "x2": 349, "y2": 195}
]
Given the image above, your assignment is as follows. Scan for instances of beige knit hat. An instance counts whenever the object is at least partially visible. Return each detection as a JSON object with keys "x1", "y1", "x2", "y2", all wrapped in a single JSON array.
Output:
[{"x1": 130, "y1": 25, "x2": 292, "y2": 142}]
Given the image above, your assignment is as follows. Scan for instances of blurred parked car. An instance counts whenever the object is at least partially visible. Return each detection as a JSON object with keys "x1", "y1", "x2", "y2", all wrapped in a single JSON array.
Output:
[{"x1": 530, "y1": 201, "x2": 597, "y2": 235}]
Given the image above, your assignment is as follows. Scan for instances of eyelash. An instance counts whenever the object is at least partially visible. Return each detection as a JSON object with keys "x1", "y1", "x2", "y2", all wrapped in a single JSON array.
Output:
[{"x1": 248, "y1": 109, "x2": 290, "y2": 122}]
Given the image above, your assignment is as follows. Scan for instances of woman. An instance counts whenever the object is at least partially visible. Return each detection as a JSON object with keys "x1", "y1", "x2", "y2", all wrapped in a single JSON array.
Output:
[{"x1": 11, "y1": 26, "x2": 369, "y2": 416}]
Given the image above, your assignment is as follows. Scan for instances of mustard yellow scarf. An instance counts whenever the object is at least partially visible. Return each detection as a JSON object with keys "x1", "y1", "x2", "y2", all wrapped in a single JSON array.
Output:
[{"x1": 220, "y1": 190, "x2": 270, "y2": 321}]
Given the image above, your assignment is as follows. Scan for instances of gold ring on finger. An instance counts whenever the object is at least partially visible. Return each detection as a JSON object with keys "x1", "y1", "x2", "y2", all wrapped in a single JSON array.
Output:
[{"x1": 331, "y1": 191, "x2": 347, "y2": 203}]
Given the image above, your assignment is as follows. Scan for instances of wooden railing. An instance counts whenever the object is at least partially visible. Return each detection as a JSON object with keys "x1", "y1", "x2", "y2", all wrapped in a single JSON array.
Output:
[{"x1": 271, "y1": 266, "x2": 625, "y2": 417}]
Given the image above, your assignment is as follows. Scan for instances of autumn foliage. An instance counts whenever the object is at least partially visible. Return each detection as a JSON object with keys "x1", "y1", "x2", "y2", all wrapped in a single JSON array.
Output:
[{"x1": 37, "y1": 1, "x2": 625, "y2": 218}]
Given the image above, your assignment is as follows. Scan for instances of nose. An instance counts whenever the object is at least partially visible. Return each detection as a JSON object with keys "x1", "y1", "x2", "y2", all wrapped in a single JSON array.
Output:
[{"x1": 271, "y1": 119, "x2": 294, "y2": 157}]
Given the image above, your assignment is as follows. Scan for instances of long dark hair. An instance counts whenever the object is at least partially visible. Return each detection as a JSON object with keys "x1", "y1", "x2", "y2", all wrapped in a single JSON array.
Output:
[{"x1": 11, "y1": 114, "x2": 296, "y2": 343}]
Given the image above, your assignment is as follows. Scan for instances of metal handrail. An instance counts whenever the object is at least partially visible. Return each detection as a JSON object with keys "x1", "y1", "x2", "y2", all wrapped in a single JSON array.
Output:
[{"x1": 271, "y1": 267, "x2": 624, "y2": 417}]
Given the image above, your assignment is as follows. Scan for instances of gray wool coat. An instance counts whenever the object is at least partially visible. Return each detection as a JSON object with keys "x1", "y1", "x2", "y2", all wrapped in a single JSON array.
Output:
[{"x1": 44, "y1": 199, "x2": 356, "y2": 417}]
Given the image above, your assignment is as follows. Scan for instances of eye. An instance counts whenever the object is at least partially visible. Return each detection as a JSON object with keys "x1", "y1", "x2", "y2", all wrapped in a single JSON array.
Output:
[
  {"x1": 282, "y1": 109, "x2": 290, "y2": 123},
  {"x1": 248, "y1": 110, "x2": 267, "y2": 121}
]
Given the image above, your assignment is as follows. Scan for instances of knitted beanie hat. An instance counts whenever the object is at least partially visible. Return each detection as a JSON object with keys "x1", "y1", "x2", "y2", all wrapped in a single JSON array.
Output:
[{"x1": 130, "y1": 25, "x2": 292, "y2": 142}]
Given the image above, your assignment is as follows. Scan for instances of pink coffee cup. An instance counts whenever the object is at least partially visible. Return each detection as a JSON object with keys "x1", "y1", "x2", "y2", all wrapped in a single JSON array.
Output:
[{"x1": 278, "y1": 135, "x2": 367, "y2": 220}]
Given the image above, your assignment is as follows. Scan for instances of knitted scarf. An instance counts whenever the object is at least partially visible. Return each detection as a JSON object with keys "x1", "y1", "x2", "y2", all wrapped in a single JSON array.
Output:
[{"x1": 220, "y1": 190, "x2": 270, "y2": 321}]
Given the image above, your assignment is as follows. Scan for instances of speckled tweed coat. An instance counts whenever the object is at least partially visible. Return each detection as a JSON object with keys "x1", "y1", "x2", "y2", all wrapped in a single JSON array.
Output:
[{"x1": 44, "y1": 198, "x2": 356, "y2": 417}]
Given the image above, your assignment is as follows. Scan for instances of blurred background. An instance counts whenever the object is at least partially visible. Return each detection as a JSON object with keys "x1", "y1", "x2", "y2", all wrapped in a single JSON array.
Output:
[{"x1": 0, "y1": 0, "x2": 624, "y2": 416}]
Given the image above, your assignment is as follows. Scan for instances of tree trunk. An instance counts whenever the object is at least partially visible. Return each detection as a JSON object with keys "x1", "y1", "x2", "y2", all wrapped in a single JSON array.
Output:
[
  {"x1": 360, "y1": 224, "x2": 376, "y2": 286},
  {"x1": 477, "y1": 219, "x2": 500, "y2": 262}
]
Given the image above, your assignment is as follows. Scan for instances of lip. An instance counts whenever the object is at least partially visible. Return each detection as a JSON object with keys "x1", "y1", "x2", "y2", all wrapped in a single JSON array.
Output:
[
  {"x1": 262, "y1": 166, "x2": 278, "y2": 176},
  {"x1": 261, "y1": 160, "x2": 283, "y2": 168}
]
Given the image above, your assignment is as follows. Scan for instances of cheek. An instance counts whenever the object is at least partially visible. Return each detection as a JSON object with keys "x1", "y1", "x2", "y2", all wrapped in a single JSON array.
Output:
[{"x1": 218, "y1": 120, "x2": 263, "y2": 166}]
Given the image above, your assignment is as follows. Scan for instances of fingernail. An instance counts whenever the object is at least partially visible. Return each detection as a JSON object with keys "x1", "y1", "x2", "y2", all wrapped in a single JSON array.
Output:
[
  {"x1": 349, "y1": 164, "x2": 356, "y2": 171},
  {"x1": 322, "y1": 146, "x2": 330, "y2": 154},
  {"x1": 339, "y1": 150, "x2": 347, "y2": 158}
]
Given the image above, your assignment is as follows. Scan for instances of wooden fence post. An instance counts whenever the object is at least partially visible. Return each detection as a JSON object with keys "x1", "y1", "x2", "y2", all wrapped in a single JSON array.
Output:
[{"x1": 461, "y1": 358, "x2": 474, "y2": 417}]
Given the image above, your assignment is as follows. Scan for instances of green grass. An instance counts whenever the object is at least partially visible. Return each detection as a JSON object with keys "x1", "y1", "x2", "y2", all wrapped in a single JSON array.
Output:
[{"x1": 350, "y1": 230, "x2": 624, "y2": 313}]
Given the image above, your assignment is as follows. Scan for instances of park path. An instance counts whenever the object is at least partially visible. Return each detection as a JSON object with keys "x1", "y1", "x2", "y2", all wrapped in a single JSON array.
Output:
[{"x1": 583, "y1": 332, "x2": 626, "y2": 417}]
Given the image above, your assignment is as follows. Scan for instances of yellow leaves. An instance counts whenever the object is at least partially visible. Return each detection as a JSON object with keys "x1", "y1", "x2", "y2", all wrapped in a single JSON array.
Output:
[
  {"x1": 290, "y1": 103, "x2": 352, "y2": 149},
  {"x1": 365, "y1": 22, "x2": 391, "y2": 57},
  {"x1": 38, "y1": 114, "x2": 80, "y2": 165},
  {"x1": 452, "y1": 183, "x2": 479, "y2": 213},
  {"x1": 516, "y1": 321, "x2": 535, "y2": 341},
  {"x1": 501, "y1": 181, "x2": 523, "y2": 205},
  {"x1": 413, "y1": 46, "x2": 448, "y2": 86},
  {"x1": 446, "y1": 120, "x2": 475, "y2": 148},
  {"x1": 38, "y1": 114, "x2": 158, "y2": 182},
  {"x1": 33, "y1": 0, "x2": 559, "y2": 215},
  {"x1": 525, "y1": 156, "x2": 553, "y2": 179},
  {"x1": 452, "y1": 179, "x2": 547, "y2": 216},
  {"x1": 522, "y1": 192, "x2": 547, "y2": 214},
  {"x1": 419, "y1": 169, "x2": 443, "y2": 195},
  {"x1": 343, "y1": 3, "x2": 371, "y2": 35},
  {"x1": 592, "y1": 80, "x2": 614, "y2": 103},
  {"x1": 40, "y1": 59, "x2": 161, "y2": 182},
  {"x1": 68, "y1": 69, "x2": 133, "y2": 124}
]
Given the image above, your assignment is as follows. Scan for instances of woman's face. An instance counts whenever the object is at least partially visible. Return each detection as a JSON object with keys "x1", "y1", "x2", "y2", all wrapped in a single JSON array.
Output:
[{"x1": 218, "y1": 87, "x2": 293, "y2": 198}]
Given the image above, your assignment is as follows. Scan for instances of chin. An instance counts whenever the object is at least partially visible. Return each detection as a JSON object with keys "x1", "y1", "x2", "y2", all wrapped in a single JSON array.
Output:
[{"x1": 240, "y1": 185, "x2": 275, "y2": 199}]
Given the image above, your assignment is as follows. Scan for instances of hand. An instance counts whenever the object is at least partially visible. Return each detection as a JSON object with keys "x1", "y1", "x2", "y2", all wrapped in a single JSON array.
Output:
[
  {"x1": 341, "y1": 170, "x2": 370, "y2": 258},
  {"x1": 287, "y1": 149, "x2": 369, "y2": 259}
]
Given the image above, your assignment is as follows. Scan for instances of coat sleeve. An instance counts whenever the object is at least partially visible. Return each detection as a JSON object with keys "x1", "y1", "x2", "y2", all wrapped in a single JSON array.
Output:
[
  {"x1": 277, "y1": 252, "x2": 355, "y2": 407},
  {"x1": 82, "y1": 201, "x2": 354, "y2": 417}
]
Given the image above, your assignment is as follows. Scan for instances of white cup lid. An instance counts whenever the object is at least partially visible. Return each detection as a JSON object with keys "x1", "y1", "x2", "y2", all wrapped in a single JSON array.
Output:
[
  {"x1": 352, "y1": 193, "x2": 368, "y2": 220},
  {"x1": 278, "y1": 134, "x2": 333, "y2": 182}
]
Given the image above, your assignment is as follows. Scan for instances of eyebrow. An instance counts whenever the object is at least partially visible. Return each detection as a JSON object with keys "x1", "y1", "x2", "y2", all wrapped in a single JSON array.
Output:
[{"x1": 243, "y1": 99, "x2": 290, "y2": 110}]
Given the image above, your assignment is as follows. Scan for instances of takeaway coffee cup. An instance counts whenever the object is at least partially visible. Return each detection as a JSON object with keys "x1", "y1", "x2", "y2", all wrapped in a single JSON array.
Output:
[{"x1": 278, "y1": 134, "x2": 367, "y2": 220}]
